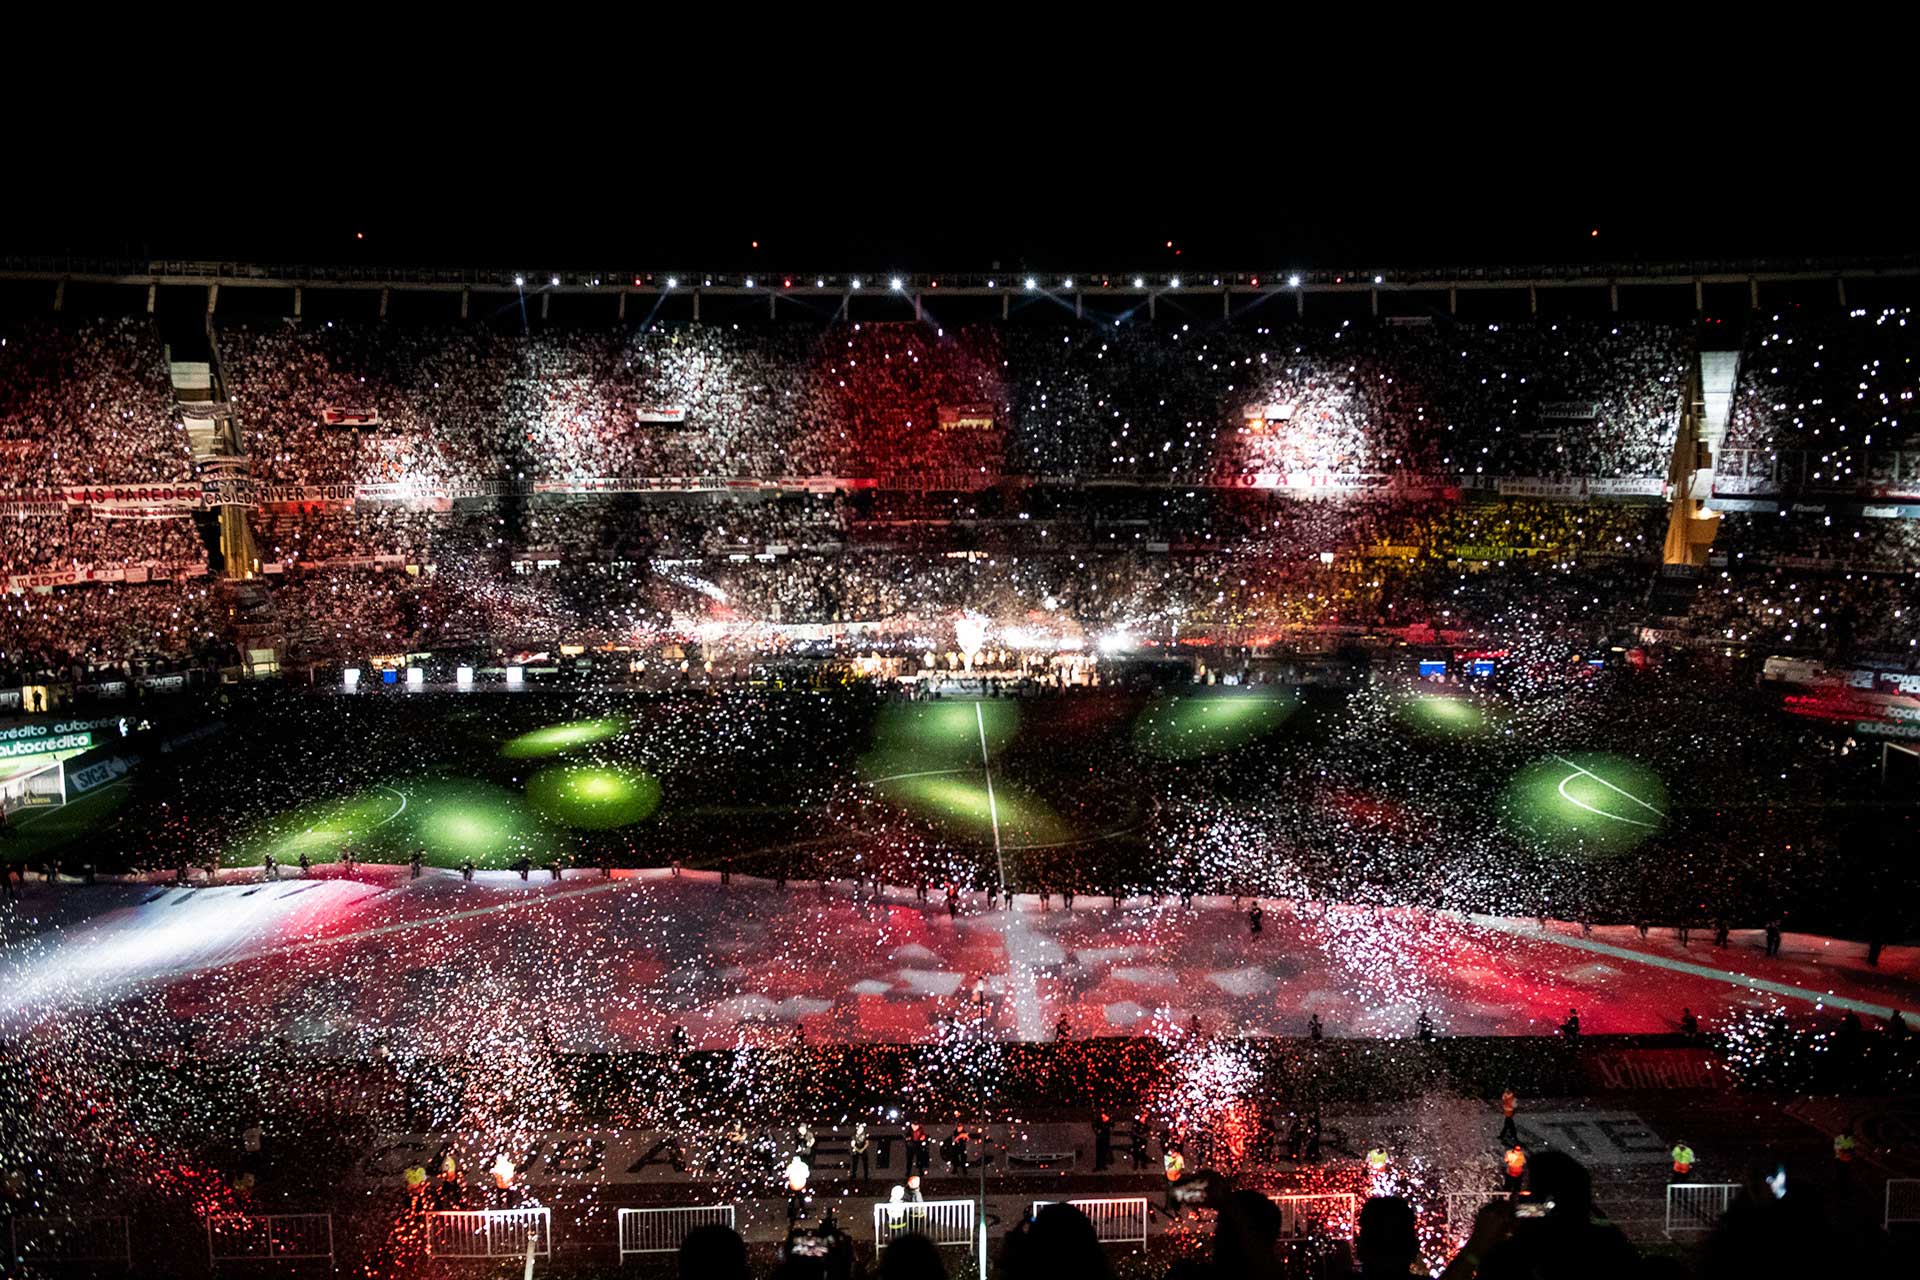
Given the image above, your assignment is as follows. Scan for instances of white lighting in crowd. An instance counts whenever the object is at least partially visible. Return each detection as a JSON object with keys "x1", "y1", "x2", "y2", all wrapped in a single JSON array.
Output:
[
  {"x1": 405, "y1": 668, "x2": 424, "y2": 691},
  {"x1": 1025, "y1": 278, "x2": 1038, "y2": 291},
  {"x1": 1319, "y1": 551, "x2": 1336, "y2": 564},
  {"x1": 550, "y1": 276, "x2": 559, "y2": 287},
  {"x1": 1288, "y1": 275, "x2": 1301, "y2": 287},
  {"x1": 505, "y1": 665, "x2": 524, "y2": 689},
  {"x1": 890, "y1": 277, "x2": 903, "y2": 291},
  {"x1": 665, "y1": 278, "x2": 678, "y2": 288},
  {"x1": 456, "y1": 665, "x2": 474, "y2": 690},
  {"x1": 342, "y1": 668, "x2": 361, "y2": 691},
  {"x1": 1374, "y1": 275, "x2": 1384, "y2": 284},
  {"x1": 1170, "y1": 276, "x2": 1181, "y2": 288},
  {"x1": 746, "y1": 278, "x2": 755, "y2": 288},
  {"x1": 851, "y1": 278, "x2": 862, "y2": 290},
  {"x1": 1133, "y1": 277, "x2": 1145, "y2": 288},
  {"x1": 513, "y1": 276, "x2": 525, "y2": 288}
]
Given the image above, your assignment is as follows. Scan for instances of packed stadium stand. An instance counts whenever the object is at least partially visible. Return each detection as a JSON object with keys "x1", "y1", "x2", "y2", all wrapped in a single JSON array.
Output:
[{"x1": 0, "y1": 265, "x2": 1915, "y2": 680}]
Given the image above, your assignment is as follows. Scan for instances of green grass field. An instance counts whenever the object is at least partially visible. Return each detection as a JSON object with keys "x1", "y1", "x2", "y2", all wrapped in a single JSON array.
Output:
[{"x1": 1502, "y1": 752, "x2": 1669, "y2": 855}]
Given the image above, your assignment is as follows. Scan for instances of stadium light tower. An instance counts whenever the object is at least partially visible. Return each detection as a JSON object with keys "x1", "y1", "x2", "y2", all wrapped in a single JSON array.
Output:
[
  {"x1": 666, "y1": 278, "x2": 678, "y2": 289},
  {"x1": 890, "y1": 277, "x2": 903, "y2": 291},
  {"x1": 513, "y1": 275, "x2": 525, "y2": 288},
  {"x1": 1288, "y1": 274, "x2": 1301, "y2": 288},
  {"x1": 1024, "y1": 277, "x2": 1038, "y2": 291},
  {"x1": 851, "y1": 278, "x2": 862, "y2": 290}
]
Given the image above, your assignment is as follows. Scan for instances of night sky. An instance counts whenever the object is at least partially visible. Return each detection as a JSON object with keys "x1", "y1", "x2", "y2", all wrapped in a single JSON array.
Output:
[{"x1": 7, "y1": 90, "x2": 1910, "y2": 272}]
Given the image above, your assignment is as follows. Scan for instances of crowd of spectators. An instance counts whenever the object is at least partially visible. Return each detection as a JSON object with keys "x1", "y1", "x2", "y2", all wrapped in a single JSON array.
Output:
[
  {"x1": 0, "y1": 318, "x2": 190, "y2": 487},
  {"x1": 5, "y1": 310, "x2": 1917, "y2": 676},
  {"x1": 1724, "y1": 305, "x2": 1919, "y2": 456},
  {"x1": 213, "y1": 316, "x2": 1684, "y2": 490},
  {"x1": 0, "y1": 580, "x2": 226, "y2": 686}
]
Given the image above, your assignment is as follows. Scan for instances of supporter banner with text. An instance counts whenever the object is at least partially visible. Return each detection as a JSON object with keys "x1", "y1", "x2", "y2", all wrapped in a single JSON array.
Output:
[
  {"x1": 319, "y1": 406, "x2": 381, "y2": 426},
  {"x1": 937, "y1": 404, "x2": 997, "y2": 431},
  {"x1": 634, "y1": 407, "x2": 688, "y2": 424},
  {"x1": 4, "y1": 562, "x2": 207, "y2": 593},
  {"x1": 58, "y1": 483, "x2": 203, "y2": 515}
]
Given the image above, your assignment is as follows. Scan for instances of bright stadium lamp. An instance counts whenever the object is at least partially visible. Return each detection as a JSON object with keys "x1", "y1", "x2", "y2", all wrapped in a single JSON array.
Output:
[
  {"x1": 666, "y1": 277, "x2": 678, "y2": 289},
  {"x1": 513, "y1": 275, "x2": 525, "y2": 288},
  {"x1": 1133, "y1": 277, "x2": 1144, "y2": 288},
  {"x1": 406, "y1": 667, "x2": 424, "y2": 691},
  {"x1": 1170, "y1": 276, "x2": 1181, "y2": 289},
  {"x1": 1288, "y1": 275, "x2": 1301, "y2": 287},
  {"x1": 1063, "y1": 278, "x2": 1073, "y2": 288},
  {"x1": 987, "y1": 279, "x2": 995, "y2": 288},
  {"x1": 890, "y1": 277, "x2": 903, "y2": 291},
  {"x1": 1025, "y1": 277, "x2": 1038, "y2": 291},
  {"x1": 851, "y1": 278, "x2": 862, "y2": 289},
  {"x1": 456, "y1": 665, "x2": 474, "y2": 690},
  {"x1": 343, "y1": 667, "x2": 361, "y2": 691},
  {"x1": 506, "y1": 665, "x2": 524, "y2": 689},
  {"x1": 550, "y1": 275, "x2": 560, "y2": 286},
  {"x1": 1374, "y1": 275, "x2": 1384, "y2": 284},
  {"x1": 815, "y1": 278, "x2": 824, "y2": 287},
  {"x1": 745, "y1": 277, "x2": 755, "y2": 288}
]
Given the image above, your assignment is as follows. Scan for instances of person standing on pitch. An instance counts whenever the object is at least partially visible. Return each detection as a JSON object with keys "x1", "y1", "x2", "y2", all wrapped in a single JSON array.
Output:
[{"x1": 848, "y1": 1123, "x2": 871, "y2": 1185}]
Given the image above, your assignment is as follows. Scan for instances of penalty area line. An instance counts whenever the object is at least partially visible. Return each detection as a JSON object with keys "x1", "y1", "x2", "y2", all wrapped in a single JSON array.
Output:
[{"x1": 1550, "y1": 754, "x2": 1667, "y2": 819}]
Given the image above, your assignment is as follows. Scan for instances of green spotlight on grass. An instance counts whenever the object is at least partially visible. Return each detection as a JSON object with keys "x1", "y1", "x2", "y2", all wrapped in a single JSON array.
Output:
[
  {"x1": 234, "y1": 790, "x2": 404, "y2": 866},
  {"x1": 527, "y1": 764, "x2": 662, "y2": 830},
  {"x1": 410, "y1": 780, "x2": 554, "y2": 864},
  {"x1": 872, "y1": 773, "x2": 1071, "y2": 847},
  {"x1": 499, "y1": 718, "x2": 628, "y2": 759},
  {"x1": 1132, "y1": 691, "x2": 1296, "y2": 760},
  {"x1": 1399, "y1": 693, "x2": 1491, "y2": 737},
  {"x1": 1502, "y1": 753, "x2": 1669, "y2": 856}
]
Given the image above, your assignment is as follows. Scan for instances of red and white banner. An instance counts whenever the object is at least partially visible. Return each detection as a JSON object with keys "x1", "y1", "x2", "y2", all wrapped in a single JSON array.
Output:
[
  {"x1": 319, "y1": 406, "x2": 381, "y2": 427},
  {"x1": 4, "y1": 561, "x2": 207, "y2": 593},
  {"x1": 634, "y1": 407, "x2": 688, "y2": 424},
  {"x1": 59, "y1": 483, "x2": 203, "y2": 515}
]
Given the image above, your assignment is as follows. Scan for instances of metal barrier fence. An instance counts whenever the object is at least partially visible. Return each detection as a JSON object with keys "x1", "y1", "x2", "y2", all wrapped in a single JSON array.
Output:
[
  {"x1": 1665, "y1": 1184, "x2": 1739, "y2": 1236},
  {"x1": 12, "y1": 1216, "x2": 132, "y2": 1266},
  {"x1": 1268, "y1": 1193, "x2": 1359, "y2": 1239},
  {"x1": 618, "y1": 1205, "x2": 735, "y2": 1257},
  {"x1": 426, "y1": 1208, "x2": 551, "y2": 1259},
  {"x1": 1887, "y1": 1178, "x2": 1920, "y2": 1230},
  {"x1": 872, "y1": 1199, "x2": 975, "y2": 1247},
  {"x1": 1444, "y1": 1191, "x2": 1509, "y2": 1245},
  {"x1": 207, "y1": 1214, "x2": 335, "y2": 1265},
  {"x1": 1030, "y1": 1198, "x2": 1148, "y2": 1245}
]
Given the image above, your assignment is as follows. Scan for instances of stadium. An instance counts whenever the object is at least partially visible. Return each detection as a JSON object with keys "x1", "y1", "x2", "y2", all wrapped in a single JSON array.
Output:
[{"x1": 3, "y1": 211, "x2": 1919, "y2": 1278}]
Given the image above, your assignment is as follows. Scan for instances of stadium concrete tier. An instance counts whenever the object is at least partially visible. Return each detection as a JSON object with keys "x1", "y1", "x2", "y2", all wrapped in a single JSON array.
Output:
[{"x1": 2, "y1": 872, "x2": 1911, "y2": 1048}]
